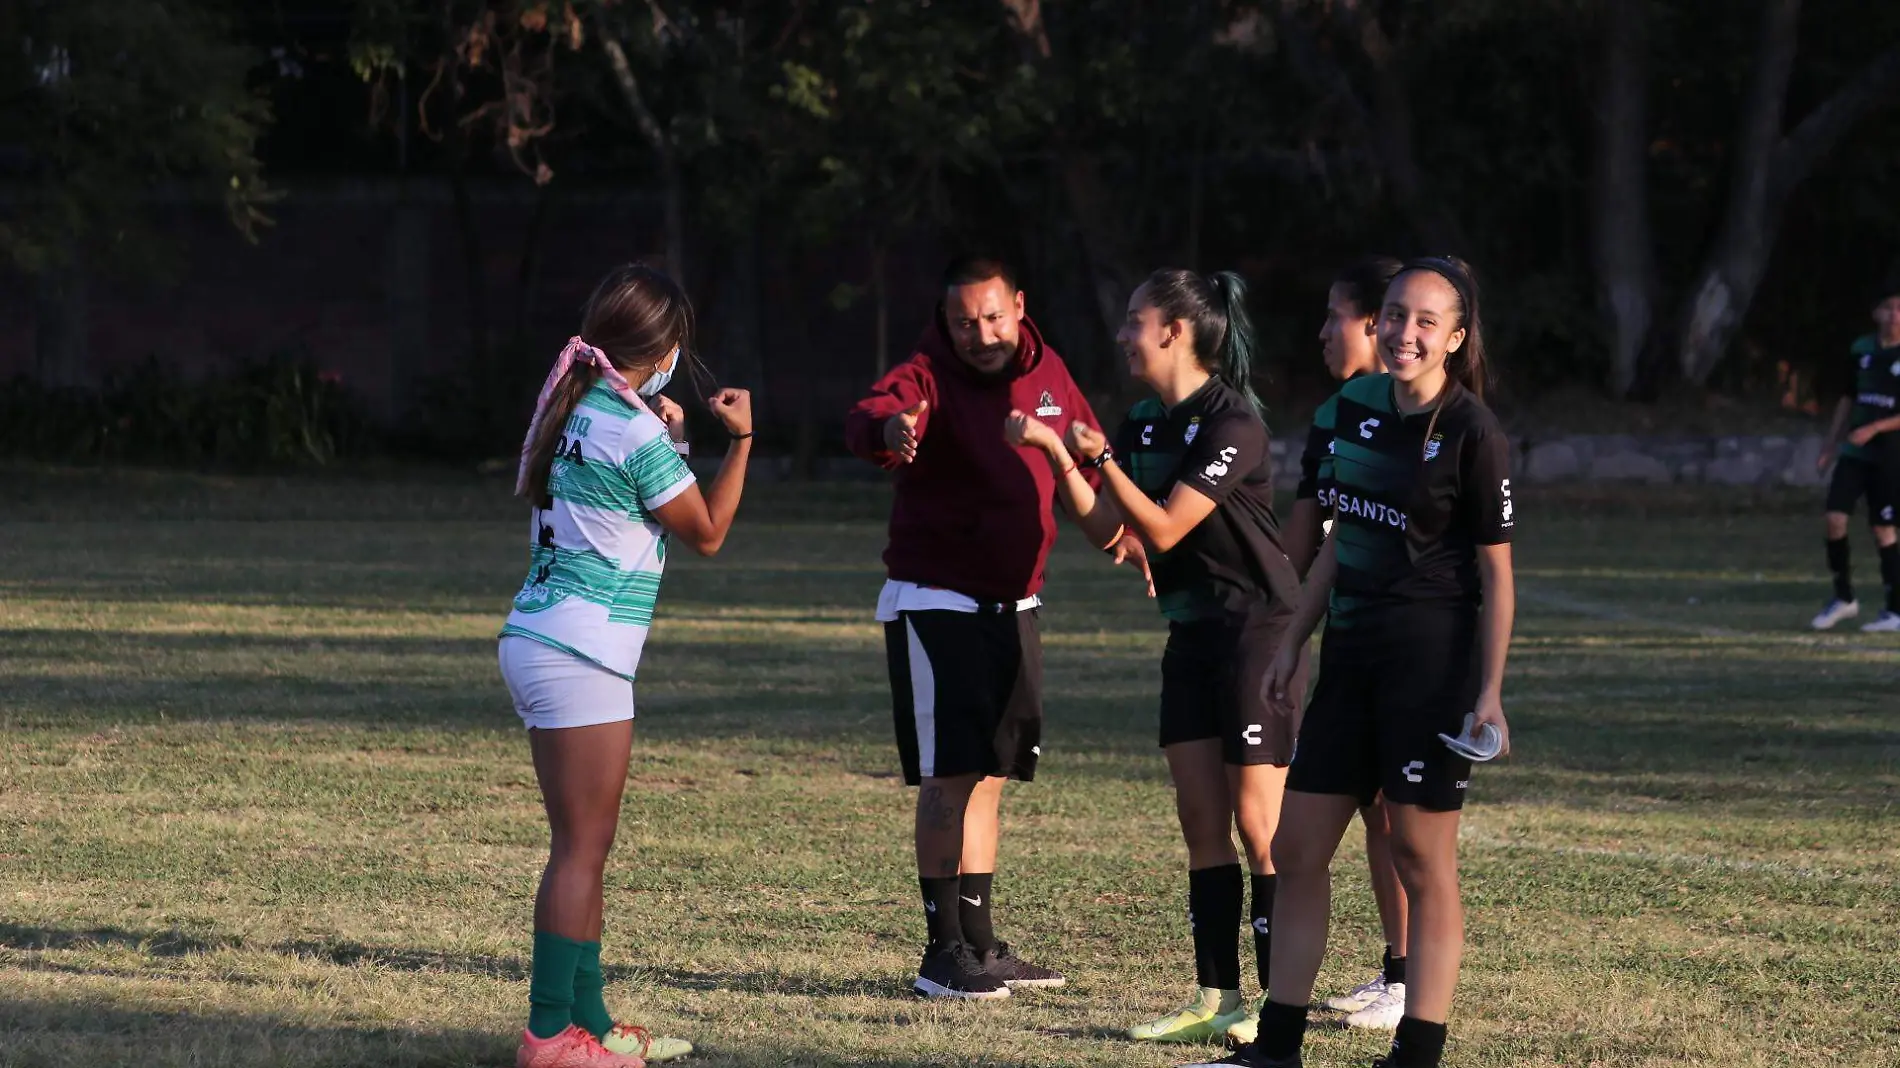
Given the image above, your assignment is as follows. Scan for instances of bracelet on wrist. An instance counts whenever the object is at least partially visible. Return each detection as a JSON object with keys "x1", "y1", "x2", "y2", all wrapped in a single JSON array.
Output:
[{"x1": 1080, "y1": 445, "x2": 1114, "y2": 469}]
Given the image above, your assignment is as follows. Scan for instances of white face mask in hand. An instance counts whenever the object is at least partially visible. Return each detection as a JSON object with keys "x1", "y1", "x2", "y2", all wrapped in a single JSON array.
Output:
[{"x1": 638, "y1": 346, "x2": 681, "y2": 397}]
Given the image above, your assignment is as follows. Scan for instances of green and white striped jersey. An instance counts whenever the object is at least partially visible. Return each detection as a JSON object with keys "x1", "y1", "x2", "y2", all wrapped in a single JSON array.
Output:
[{"x1": 500, "y1": 380, "x2": 695, "y2": 678}]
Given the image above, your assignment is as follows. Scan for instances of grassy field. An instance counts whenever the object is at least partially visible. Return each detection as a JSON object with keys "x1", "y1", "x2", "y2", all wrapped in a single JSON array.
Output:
[{"x1": 2, "y1": 467, "x2": 1897, "y2": 1068}]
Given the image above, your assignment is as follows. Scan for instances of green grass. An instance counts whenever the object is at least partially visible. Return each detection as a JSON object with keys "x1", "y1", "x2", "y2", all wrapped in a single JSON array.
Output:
[{"x1": 2, "y1": 468, "x2": 1897, "y2": 1067}]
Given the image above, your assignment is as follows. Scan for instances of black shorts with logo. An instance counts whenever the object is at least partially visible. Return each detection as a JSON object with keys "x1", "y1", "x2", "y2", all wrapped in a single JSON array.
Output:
[
  {"x1": 1159, "y1": 604, "x2": 1308, "y2": 766},
  {"x1": 1825, "y1": 454, "x2": 1900, "y2": 525},
  {"x1": 886, "y1": 608, "x2": 1042, "y2": 786},
  {"x1": 1287, "y1": 608, "x2": 1479, "y2": 812}
]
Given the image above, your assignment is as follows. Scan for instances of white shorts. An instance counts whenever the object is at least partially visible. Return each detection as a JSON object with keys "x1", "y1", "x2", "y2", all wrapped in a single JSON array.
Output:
[{"x1": 498, "y1": 636, "x2": 636, "y2": 730}]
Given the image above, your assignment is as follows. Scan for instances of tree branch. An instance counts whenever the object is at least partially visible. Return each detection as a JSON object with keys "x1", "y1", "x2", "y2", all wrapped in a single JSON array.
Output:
[{"x1": 1773, "y1": 41, "x2": 1900, "y2": 198}]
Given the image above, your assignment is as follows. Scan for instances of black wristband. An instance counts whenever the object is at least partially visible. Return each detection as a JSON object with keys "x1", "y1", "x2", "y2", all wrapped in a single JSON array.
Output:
[{"x1": 1080, "y1": 444, "x2": 1114, "y2": 469}]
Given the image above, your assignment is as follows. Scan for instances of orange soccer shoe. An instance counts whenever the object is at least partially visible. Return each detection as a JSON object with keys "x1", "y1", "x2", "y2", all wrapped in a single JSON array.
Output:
[{"x1": 517, "y1": 1025, "x2": 647, "y2": 1068}]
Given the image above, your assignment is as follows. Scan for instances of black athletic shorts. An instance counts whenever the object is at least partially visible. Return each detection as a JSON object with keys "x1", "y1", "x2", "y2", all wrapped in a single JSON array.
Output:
[
  {"x1": 1825, "y1": 455, "x2": 1900, "y2": 525},
  {"x1": 1158, "y1": 603, "x2": 1308, "y2": 766},
  {"x1": 1287, "y1": 609, "x2": 1480, "y2": 812},
  {"x1": 886, "y1": 608, "x2": 1042, "y2": 786}
]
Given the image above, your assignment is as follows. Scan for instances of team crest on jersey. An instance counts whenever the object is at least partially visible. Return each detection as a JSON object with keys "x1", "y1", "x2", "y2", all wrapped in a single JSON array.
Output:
[
  {"x1": 1423, "y1": 434, "x2": 1443, "y2": 462},
  {"x1": 1863, "y1": 354, "x2": 1874, "y2": 369},
  {"x1": 1890, "y1": 359, "x2": 1900, "y2": 377},
  {"x1": 1184, "y1": 416, "x2": 1201, "y2": 444},
  {"x1": 1035, "y1": 390, "x2": 1062, "y2": 418}
]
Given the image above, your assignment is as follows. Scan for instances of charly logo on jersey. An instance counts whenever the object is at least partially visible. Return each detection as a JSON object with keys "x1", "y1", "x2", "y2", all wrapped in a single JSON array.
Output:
[
  {"x1": 1424, "y1": 433, "x2": 1444, "y2": 461},
  {"x1": 1201, "y1": 445, "x2": 1239, "y2": 483},
  {"x1": 1862, "y1": 354, "x2": 1874, "y2": 369},
  {"x1": 1890, "y1": 358, "x2": 1900, "y2": 377},
  {"x1": 1319, "y1": 486, "x2": 1408, "y2": 529},
  {"x1": 1035, "y1": 390, "x2": 1062, "y2": 417},
  {"x1": 1184, "y1": 416, "x2": 1201, "y2": 444},
  {"x1": 1359, "y1": 416, "x2": 1381, "y2": 440},
  {"x1": 1140, "y1": 423, "x2": 1154, "y2": 445},
  {"x1": 1501, "y1": 478, "x2": 1514, "y2": 525}
]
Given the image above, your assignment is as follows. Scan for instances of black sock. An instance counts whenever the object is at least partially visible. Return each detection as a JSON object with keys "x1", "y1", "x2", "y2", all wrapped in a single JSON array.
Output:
[
  {"x1": 958, "y1": 872, "x2": 996, "y2": 956},
  {"x1": 1188, "y1": 863, "x2": 1243, "y2": 991},
  {"x1": 1880, "y1": 543, "x2": 1900, "y2": 613},
  {"x1": 920, "y1": 877, "x2": 963, "y2": 948},
  {"x1": 1255, "y1": 998, "x2": 1308, "y2": 1059},
  {"x1": 1384, "y1": 945, "x2": 1407, "y2": 985},
  {"x1": 1390, "y1": 1016, "x2": 1448, "y2": 1067},
  {"x1": 1249, "y1": 872, "x2": 1276, "y2": 991},
  {"x1": 1828, "y1": 537, "x2": 1854, "y2": 602}
]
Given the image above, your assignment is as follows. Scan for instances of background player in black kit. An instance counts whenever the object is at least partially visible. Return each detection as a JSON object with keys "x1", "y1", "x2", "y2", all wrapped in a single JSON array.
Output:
[
  {"x1": 1007, "y1": 268, "x2": 1306, "y2": 1045},
  {"x1": 1812, "y1": 278, "x2": 1900, "y2": 632},
  {"x1": 1188, "y1": 257, "x2": 1515, "y2": 1068}
]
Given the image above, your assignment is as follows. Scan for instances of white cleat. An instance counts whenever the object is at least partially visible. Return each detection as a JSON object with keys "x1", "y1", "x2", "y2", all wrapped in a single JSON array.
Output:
[
  {"x1": 1320, "y1": 974, "x2": 1387, "y2": 1014},
  {"x1": 1811, "y1": 599, "x2": 1860, "y2": 630},
  {"x1": 1859, "y1": 610, "x2": 1900, "y2": 633},
  {"x1": 1342, "y1": 981, "x2": 1406, "y2": 1030}
]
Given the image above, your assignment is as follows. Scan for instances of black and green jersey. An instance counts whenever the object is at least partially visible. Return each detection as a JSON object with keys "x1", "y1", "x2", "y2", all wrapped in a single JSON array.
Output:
[
  {"x1": 1315, "y1": 375, "x2": 1513, "y2": 627},
  {"x1": 1840, "y1": 335, "x2": 1900, "y2": 461},
  {"x1": 1297, "y1": 371, "x2": 1376, "y2": 500},
  {"x1": 1113, "y1": 379, "x2": 1301, "y2": 622}
]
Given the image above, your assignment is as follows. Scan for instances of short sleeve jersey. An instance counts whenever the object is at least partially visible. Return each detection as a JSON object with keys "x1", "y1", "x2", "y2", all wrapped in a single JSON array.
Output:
[
  {"x1": 1113, "y1": 379, "x2": 1301, "y2": 622},
  {"x1": 1840, "y1": 336, "x2": 1900, "y2": 461},
  {"x1": 500, "y1": 381, "x2": 696, "y2": 678},
  {"x1": 1296, "y1": 372, "x2": 1377, "y2": 500},
  {"x1": 1315, "y1": 375, "x2": 1513, "y2": 628}
]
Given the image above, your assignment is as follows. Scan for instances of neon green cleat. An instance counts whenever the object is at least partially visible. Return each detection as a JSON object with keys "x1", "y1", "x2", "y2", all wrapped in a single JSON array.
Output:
[
  {"x1": 1126, "y1": 987, "x2": 1249, "y2": 1043},
  {"x1": 1224, "y1": 997, "x2": 1265, "y2": 1047},
  {"x1": 602, "y1": 1024, "x2": 694, "y2": 1063}
]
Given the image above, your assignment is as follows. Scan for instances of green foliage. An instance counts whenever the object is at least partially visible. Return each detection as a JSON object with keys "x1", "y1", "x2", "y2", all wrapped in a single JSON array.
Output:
[
  {"x1": 0, "y1": 349, "x2": 372, "y2": 467},
  {"x1": 0, "y1": 0, "x2": 273, "y2": 275}
]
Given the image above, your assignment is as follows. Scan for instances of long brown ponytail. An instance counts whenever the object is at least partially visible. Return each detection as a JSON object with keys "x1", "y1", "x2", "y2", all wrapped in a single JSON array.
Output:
[{"x1": 523, "y1": 363, "x2": 601, "y2": 508}]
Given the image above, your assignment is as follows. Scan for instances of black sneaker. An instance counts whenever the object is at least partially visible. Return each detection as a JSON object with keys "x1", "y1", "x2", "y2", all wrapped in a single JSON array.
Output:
[
  {"x1": 980, "y1": 941, "x2": 1066, "y2": 988},
  {"x1": 913, "y1": 941, "x2": 1010, "y2": 1000},
  {"x1": 1175, "y1": 1043, "x2": 1301, "y2": 1068}
]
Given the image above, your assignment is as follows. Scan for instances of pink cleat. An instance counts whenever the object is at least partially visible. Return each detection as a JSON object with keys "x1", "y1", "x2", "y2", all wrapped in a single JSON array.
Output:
[{"x1": 517, "y1": 1025, "x2": 647, "y2": 1068}]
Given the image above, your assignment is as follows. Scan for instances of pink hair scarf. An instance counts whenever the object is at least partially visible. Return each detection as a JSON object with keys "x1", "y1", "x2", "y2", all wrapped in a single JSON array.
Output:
[{"x1": 515, "y1": 336, "x2": 653, "y2": 496}]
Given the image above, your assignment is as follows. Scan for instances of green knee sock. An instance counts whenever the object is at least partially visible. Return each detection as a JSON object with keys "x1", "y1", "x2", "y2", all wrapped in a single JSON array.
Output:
[
  {"x1": 528, "y1": 931, "x2": 587, "y2": 1040},
  {"x1": 572, "y1": 940, "x2": 614, "y2": 1038}
]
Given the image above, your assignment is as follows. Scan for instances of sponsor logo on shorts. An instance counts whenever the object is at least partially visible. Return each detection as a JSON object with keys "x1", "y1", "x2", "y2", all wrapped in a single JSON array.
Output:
[
  {"x1": 1455, "y1": 780, "x2": 1470, "y2": 790},
  {"x1": 1201, "y1": 445, "x2": 1239, "y2": 484},
  {"x1": 1401, "y1": 760, "x2": 1424, "y2": 783},
  {"x1": 1242, "y1": 724, "x2": 1263, "y2": 746},
  {"x1": 1035, "y1": 390, "x2": 1063, "y2": 418},
  {"x1": 1318, "y1": 487, "x2": 1408, "y2": 529},
  {"x1": 1031, "y1": 745, "x2": 1042, "y2": 756}
]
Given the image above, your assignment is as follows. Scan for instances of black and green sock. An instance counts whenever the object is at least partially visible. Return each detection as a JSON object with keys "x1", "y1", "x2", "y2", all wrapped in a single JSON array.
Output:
[
  {"x1": 527, "y1": 930, "x2": 587, "y2": 1040},
  {"x1": 571, "y1": 940, "x2": 614, "y2": 1039}
]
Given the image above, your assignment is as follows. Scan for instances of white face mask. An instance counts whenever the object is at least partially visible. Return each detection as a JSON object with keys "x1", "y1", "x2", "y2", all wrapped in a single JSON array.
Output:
[{"x1": 638, "y1": 346, "x2": 680, "y2": 397}]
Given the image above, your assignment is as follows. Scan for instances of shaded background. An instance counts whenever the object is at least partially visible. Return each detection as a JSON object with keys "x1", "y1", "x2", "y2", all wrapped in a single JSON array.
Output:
[{"x1": 3, "y1": 0, "x2": 1899, "y2": 469}]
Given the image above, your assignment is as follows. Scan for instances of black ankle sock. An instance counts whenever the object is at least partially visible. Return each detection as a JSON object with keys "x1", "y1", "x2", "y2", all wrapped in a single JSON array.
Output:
[
  {"x1": 1256, "y1": 998, "x2": 1308, "y2": 1059},
  {"x1": 1879, "y1": 543, "x2": 1900, "y2": 613},
  {"x1": 1383, "y1": 945, "x2": 1407, "y2": 985},
  {"x1": 1389, "y1": 1016, "x2": 1448, "y2": 1067},
  {"x1": 1188, "y1": 863, "x2": 1243, "y2": 991},
  {"x1": 1828, "y1": 537, "x2": 1854, "y2": 602},
  {"x1": 958, "y1": 872, "x2": 996, "y2": 956},
  {"x1": 1248, "y1": 872, "x2": 1276, "y2": 991},
  {"x1": 920, "y1": 876, "x2": 963, "y2": 947}
]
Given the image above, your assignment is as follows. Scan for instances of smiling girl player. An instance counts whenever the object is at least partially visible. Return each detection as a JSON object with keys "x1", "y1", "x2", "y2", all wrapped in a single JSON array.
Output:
[
  {"x1": 500, "y1": 264, "x2": 753, "y2": 1068},
  {"x1": 1187, "y1": 256, "x2": 1515, "y2": 1068},
  {"x1": 1008, "y1": 268, "x2": 1306, "y2": 1046}
]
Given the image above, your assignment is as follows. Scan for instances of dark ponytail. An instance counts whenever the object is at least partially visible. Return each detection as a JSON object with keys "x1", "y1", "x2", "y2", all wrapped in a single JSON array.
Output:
[
  {"x1": 1142, "y1": 268, "x2": 1264, "y2": 413},
  {"x1": 1397, "y1": 255, "x2": 1490, "y2": 402},
  {"x1": 523, "y1": 363, "x2": 600, "y2": 508}
]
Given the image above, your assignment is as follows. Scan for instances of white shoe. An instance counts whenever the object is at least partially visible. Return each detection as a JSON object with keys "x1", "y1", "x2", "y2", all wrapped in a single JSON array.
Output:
[
  {"x1": 1860, "y1": 610, "x2": 1900, "y2": 632},
  {"x1": 1811, "y1": 599, "x2": 1860, "y2": 630},
  {"x1": 1343, "y1": 981, "x2": 1405, "y2": 1030},
  {"x1": 1320, "y1": 974, "x2": 1386, "y2": 1013}
]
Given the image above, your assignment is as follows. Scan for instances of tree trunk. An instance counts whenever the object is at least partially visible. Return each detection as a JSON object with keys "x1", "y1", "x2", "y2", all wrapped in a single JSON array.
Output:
[
  {"x1": 1590, "y1": 0, "x2": 1660, "y2": 398},
  {"x1": 1671, "y1": 7, "x2": 1900, "y2": 385},
  {"x1": 598, "y1": 26, "x2": 685, "y2": 279}
]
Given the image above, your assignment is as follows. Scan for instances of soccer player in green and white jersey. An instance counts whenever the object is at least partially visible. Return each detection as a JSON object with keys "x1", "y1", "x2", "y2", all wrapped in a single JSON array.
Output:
[
  {"x1": 500, "y1": 264, "x2": 754, "y2": 1068},
  {"x1": 1812, "y1": 279, "x2": 1900, "y2": 632}
]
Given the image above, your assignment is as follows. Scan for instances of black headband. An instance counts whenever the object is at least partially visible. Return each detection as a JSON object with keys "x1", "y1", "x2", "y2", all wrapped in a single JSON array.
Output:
[{"x1": 1401, "y1": 256, "x2": 1476, "y2": 326}]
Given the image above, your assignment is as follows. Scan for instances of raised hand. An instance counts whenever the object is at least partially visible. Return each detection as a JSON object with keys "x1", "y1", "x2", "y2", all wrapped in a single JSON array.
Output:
[
  {"x1": 1067, "y1": 421, "x2": 1108, "y2": 463},
  {"x1": 708, "y1": 389, "x2": 753, "y2": 437},
  {"x1": 1004, "y1": 409, "x2": 1060, "y2": 453},
  {"x1": 653, "y1": 394, "x2": 688, "y2": 443},
  {"x1": 884, "y1": 400, "x2": 928, "y2": 464}
]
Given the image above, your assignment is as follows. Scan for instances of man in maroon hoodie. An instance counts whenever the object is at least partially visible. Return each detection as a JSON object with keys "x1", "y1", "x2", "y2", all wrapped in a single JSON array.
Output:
[{"x1": 846, "y1": 256, "x2": 1144, "y2": 1000}]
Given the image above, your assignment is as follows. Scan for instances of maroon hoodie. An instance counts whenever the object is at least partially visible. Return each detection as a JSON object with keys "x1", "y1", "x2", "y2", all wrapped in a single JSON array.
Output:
[{"x1": 845, "y1": 315, "x2": 1103, "y2": 603}]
